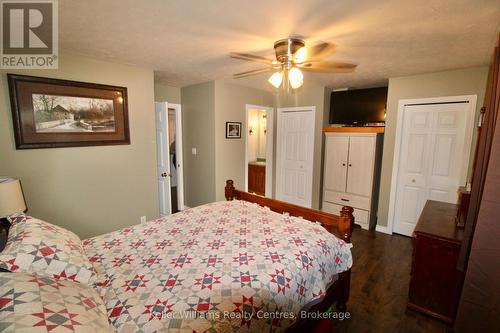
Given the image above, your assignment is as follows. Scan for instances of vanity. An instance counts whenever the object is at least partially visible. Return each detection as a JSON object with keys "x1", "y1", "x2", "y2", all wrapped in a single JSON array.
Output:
[{"x1": 248, "y1": 160, "x2": 265, "y2": 196}]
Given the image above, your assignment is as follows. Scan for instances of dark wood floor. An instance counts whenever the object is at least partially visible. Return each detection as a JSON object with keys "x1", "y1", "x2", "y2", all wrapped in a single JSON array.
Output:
[{"x1": 334, "y1": 227, "x2": 453, "y2": 333}]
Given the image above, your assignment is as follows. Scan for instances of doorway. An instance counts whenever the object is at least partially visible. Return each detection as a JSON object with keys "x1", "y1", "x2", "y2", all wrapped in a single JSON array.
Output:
[
  {"x1": 245, "y1": 104, "x2": 274, "y2": 197},
  {"x1": 155, "y1": 102, "x2": 184, "y2": 216},
  {"x1": 388, "y1": 95, "x2": 476, "y2": 236},
  {"x1": 276, "y1": 106, "x2": 315, "y2": 208}
]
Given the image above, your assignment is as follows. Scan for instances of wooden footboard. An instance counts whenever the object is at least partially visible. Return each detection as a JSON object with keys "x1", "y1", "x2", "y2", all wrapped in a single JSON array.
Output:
[
  {"x1": 224, "y1": 179, "x2": 354, "y2": 332},
  {"x1": 225, "y1": 179, "x2": 354, "y2": 242}
]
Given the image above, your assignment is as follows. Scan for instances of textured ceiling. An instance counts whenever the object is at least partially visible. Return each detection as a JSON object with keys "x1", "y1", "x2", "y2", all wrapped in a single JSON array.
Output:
[{"x1": 59, "y1": 0, "x2": 500, "y2": 90}]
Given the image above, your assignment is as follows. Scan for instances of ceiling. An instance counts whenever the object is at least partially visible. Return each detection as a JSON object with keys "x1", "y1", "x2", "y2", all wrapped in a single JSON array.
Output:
[{"x1": 59, "y1": 0, "x2": 500, "y2": 90}]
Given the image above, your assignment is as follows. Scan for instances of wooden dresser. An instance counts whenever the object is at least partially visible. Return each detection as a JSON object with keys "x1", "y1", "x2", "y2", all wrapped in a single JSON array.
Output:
[{"x1": 408, "y1": 200, "x2": 464, "y2": 324}]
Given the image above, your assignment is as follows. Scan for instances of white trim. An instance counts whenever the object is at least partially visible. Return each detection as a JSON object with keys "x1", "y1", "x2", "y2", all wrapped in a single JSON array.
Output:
[
  {"x1": 276, "y1": 106, "x2": 316, "y2": 208},
  {"x1": 169, "y1": 103, "x2": 185, "y2": 211},
  {"x1": 375, "y1": 225, "x2": 392, "y2": 235},
  {"x1": 387, "y1": 95, "x2": 477, "y2": 235},
  {"x1": 244, "y1": 104, "x2": 274, "y2": 197}
]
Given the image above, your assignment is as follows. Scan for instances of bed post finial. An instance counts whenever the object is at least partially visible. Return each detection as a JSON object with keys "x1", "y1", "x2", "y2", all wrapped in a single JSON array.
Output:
[
  {"x1": 225, "y1": 180, "x2": 235, "y2": 201},
  {"x1": 340, "y1": 206, "x2": 354, "y2": 243}
]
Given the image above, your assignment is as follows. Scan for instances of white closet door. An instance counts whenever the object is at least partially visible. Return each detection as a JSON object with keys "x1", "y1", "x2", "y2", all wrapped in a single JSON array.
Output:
[
  {"x1": 428, "y1": 105, "x2": 468, "y2": 202},
  {"x1": 393, "y1": 102, "x2": 471, "y2": 236},
  {"x1": 324, "y1": 135, "x2": 349, "y2": 193},
  {"x1": 155, "y1": 102, "x2": 172, "y2": 216},
  {"x1": 276, "y1": 108, "x2": 315, "y2": 208},
  {"x1": 346, "y1": 136, "x2": 376, "y2": 197}
]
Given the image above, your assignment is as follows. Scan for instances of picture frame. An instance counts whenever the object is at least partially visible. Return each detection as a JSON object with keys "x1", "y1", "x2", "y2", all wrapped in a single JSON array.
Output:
[
  {"x1": 225, "y1": 121, "x2": 241, "y2": 139},
  {"x1": 7, "y1": 74, "x2": 130, "y2": 149}
]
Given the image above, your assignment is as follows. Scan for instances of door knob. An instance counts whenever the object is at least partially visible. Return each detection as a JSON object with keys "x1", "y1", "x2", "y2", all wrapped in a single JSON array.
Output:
[{"x1": 161, "y1": 172, "x2": 169, "y2": 177}]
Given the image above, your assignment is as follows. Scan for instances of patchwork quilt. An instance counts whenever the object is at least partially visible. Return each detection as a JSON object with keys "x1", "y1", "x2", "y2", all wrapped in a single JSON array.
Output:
[
  {"x1": 83, "y1": 200, "x2": 353, "y2": 332},
  {"x1": 0, "y1": 272, "x2": 112, "y2": 333}
]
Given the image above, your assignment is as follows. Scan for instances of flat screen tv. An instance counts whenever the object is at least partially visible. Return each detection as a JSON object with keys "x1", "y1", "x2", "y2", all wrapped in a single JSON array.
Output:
[{"x1": 330, "y1": 87, "x2": 388, "y2": 125}]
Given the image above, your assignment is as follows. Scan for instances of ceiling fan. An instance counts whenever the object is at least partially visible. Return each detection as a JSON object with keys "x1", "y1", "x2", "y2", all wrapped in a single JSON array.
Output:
[{"x1": 230, "y1": 38, "x2": 357, "y2": 89}]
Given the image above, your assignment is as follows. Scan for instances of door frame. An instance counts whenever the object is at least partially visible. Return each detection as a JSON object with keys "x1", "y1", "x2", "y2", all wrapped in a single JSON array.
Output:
[
  {"x1": 384, "y1": 95, "x2": 477, "y2": 235},
  {"x1": 244, "y1": 104, "x2": 274, "y2": 197},
  {"x1": 276, "y1": 106, "x2": 316, "y2": 208},
  {"x1": 170, "y1": 103, "x2": 185, "y2": 211}
]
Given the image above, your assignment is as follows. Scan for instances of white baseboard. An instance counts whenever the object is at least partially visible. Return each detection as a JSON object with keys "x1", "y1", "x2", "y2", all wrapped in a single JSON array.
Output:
[{"x1": 375, "y1": 225, "x2": 392, "y2": 235}]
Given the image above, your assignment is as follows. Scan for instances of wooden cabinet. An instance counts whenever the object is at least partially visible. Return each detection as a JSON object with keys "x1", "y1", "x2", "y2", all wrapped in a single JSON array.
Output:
[
  {"x1": 322, "y1": 132, "x2": 382, "y2": 230},
  {"x1": 248, "y1": 164, "x2": 265, "y2": 196},
  {"x1": 408, "y1": 200, "x2": 464, "y2": 324}
]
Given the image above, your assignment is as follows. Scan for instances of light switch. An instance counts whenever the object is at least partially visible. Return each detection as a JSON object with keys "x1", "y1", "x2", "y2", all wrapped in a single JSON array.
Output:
[{"x1": 191, "y1": 147, "x2": 197, "y2": 155}]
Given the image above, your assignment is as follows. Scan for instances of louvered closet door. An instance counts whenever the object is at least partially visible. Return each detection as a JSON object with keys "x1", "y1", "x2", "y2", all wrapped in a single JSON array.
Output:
[
  {"x1": 324, "y1": 135, "x2": 349, "y2": 192},
  {"x1": 346, "y1": 136, "x2": 375, "y2": 197}
]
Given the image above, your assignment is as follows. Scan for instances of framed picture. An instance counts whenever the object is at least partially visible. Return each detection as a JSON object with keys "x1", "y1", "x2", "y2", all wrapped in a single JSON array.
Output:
[
  {"x1": 225, "y1": 121, "x2": 241, "y2": 139},
  {"x1": 7, "y1": 74, "x2": 130, "y2": 149}
]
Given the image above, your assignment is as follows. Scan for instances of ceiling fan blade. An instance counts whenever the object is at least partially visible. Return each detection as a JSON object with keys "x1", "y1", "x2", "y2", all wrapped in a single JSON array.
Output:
[
  {"x1": 233, "y1": 67, "x2": 274, "y2": 79},
  {"x1": 230, "y1": 52, "x2": 274, "y2": 65},
  {"x1": 305, "y1": 42, "x2": 337, "y2": 60},
  {"x1": 299, "y1": 61, "x2": 357, "y2": 73}
]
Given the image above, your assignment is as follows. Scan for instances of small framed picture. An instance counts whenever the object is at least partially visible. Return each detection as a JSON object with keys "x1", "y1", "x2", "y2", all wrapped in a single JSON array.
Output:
[{"x1": 225, "y1": 122, "x2": 241, "y2": 139}]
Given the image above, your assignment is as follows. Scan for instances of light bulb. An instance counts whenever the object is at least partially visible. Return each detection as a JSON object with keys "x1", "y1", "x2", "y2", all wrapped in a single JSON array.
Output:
[
  {"x1": 288, "y1": 67, "x2": 303, "y2": 89},
  {"x1": 268, "y1": 72, "x2": 283, "y2": 88},
  {"x1": 294, "y1": 47, "x2": 306, "y2": 63}
]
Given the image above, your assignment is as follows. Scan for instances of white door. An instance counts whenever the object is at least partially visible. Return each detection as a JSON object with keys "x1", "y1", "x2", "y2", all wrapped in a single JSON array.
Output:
[
  {"x1": 347, "y1": 136, "x2": 376, "y2": 197},
  {"x1": 155, "y1": 102, "x2": 172, "y2": 216},
  {"x1": 276, "y1": 107, "x2": 315, "y2": 207},
  {"x1": 393, "y1": 101, "x2": 473, "y2": 236},
  {"x1": 324, "y1": 134, "x2": 349, "y2": 193}
]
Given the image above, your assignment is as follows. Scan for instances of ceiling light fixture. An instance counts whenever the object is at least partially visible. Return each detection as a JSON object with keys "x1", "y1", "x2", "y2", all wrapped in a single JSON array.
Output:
[
  {"x1": 231, "y1": 37, "x2": 357, "y2": 90},
  {"x1": 268, "y1": 67, "x2": 303, "y2": 89}
]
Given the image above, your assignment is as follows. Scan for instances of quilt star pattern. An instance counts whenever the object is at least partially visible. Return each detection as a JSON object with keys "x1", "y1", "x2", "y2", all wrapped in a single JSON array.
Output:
[
  {"x1": 0, "y1": 215, "x2": 95, "y2": 285},
  {"x1": 83, "y1": 200, "x2": 353, "y2": 332},
  {"x1": 0, "y1": 272, "x2": 112, "y2": 333}
]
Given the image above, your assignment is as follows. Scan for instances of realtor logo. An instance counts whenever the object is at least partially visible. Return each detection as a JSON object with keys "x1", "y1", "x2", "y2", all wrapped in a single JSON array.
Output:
[{"x1": 1, "y1": 0, "x2": 58, "y2": 68}]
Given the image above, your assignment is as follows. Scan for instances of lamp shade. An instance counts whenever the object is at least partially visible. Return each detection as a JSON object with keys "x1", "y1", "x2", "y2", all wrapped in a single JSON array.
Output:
[{"x1": 0, "y1": 178, "x2": 26, "y2": 217}]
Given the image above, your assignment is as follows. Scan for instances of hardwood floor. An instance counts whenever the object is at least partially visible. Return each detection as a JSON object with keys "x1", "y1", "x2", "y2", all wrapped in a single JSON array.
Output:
[{"x1": 334, "y1": 227, "x2": 453, "y2": 333}]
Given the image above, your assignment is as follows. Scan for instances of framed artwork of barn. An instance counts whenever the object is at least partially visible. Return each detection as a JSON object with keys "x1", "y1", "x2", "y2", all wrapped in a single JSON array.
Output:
[{"x1": 7, "y1": 74, "x2": 130, "y2": 149}]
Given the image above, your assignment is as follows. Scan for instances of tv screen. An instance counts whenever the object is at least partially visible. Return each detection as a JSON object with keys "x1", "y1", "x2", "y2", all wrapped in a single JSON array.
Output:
[{"x1": 330, "y1": 87, "x2": 388, "y2": 125}]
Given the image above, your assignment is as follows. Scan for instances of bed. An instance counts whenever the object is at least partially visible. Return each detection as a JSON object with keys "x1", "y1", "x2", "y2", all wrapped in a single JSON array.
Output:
[{"x1": 0, "y1": 180, "x2": 354, "y2": 333}]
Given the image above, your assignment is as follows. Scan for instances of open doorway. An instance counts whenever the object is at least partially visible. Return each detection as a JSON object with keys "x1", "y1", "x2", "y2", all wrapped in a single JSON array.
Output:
[
  {"x1": 155, "y1": 102, "x2": 184, "y2": 216},
  {"x1": 245, "y1": 104, "x2": 274, "y2": 197}
]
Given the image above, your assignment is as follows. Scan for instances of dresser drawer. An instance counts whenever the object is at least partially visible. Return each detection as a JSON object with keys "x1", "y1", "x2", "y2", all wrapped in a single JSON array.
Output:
[
  {"x1": 322, "y1": 201, "x2": 369, "y2": 230},
  {"x1": 323, "y1": 190, "x2": 370, "y2": 210}
]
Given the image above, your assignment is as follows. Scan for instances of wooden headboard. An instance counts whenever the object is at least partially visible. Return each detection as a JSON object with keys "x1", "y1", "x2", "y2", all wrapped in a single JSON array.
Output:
[{"x1": 224, "y1": 180, "x2": 354, "y2": 243}]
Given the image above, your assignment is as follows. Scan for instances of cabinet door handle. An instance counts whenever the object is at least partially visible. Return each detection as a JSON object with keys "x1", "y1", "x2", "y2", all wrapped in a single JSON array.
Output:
[
  {"x1": 348, "y1": 164, "x2": 352, "y2": 167},
  {"x1": 342, "y1": 163, "x2": 346, "y2": 166},
  {"x1": 341, "y1": 198, "x2": 350, "y2": 202}
]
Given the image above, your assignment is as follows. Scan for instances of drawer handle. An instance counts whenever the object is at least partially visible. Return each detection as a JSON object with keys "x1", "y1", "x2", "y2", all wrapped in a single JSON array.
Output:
[{"x1": 341, "y1": 198, "x2": 350, "y2": 202}]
